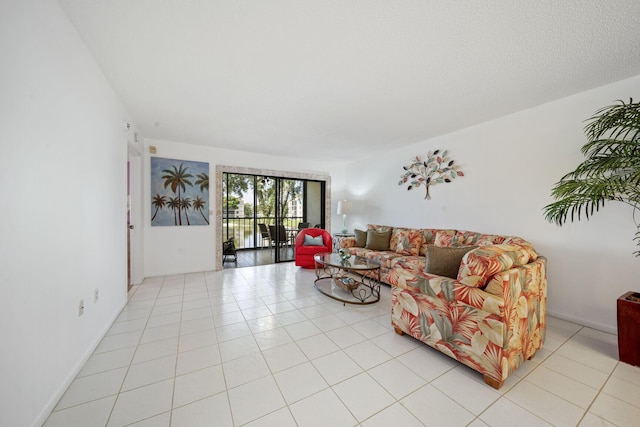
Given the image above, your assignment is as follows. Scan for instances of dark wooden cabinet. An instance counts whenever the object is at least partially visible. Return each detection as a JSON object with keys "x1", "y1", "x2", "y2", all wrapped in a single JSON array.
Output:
[{"x1": 617, "y1": 291, "x2": 640, "y2": 367}]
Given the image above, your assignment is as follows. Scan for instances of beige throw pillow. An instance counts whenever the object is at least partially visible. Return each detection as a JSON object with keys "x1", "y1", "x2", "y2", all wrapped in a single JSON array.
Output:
[
  {"x1": 424, "y1": 245, "x2": 478, "y2": 279},
  {"x1": 365, "y1": 229, "x2": 391, "y2": 251}
]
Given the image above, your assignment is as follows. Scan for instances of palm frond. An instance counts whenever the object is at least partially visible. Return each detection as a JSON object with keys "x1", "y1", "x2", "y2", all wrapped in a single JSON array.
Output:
[
  {"x1": 585, "y1": 99, "x2": 640, "y2": 143},
  {"x1": 544, "y1": 176, "x2": 622, "y2": 225},
  {"x1": 545, "y1": 99, "x2": 640, "y2": 256}
]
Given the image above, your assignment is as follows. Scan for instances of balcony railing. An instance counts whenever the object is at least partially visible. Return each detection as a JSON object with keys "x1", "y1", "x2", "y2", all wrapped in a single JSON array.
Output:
[{"x1": 223, "y1": 216, "x2": 305, "y2": 249}]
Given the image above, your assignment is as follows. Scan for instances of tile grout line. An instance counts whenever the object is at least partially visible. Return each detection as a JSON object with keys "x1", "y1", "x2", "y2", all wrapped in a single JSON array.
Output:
[
  {"x1": 574, "y1": 358, "x2": 621, "y2": 426},
  {"x1": 468, "y1": 323, "x2": 585, "y2": 426},
  {"x1": 167, "y1": 274, "x2": 187, "y2": 427},
  {"x1": 104, "y1": 276, "x2": 168, "y2": 427},
  {"x1": 238, "y1": 275, "x2": 298, "y2": 425},
  {"x1": 208, "y1": 272, "x2": 239, "y2": 427},
  {"x1": 496, "y1": 323, "x2": 625, "y2": 426}
]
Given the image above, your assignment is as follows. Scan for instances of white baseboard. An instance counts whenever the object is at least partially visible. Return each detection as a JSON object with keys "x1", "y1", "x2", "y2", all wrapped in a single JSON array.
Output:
[{"x1": 547, "y1": 309, "x2": 617, "y2": 335}]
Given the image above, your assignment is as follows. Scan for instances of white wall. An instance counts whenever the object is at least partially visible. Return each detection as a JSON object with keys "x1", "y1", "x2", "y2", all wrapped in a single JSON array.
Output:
[
  {"x1": 306, "y1": 181, "x2": 323, "y2": 227},
  {"x1": 345, "y1": 75, "x2": 640, "y2": 334},
  {"x1": 143, "y1": 138, "x2": 347, "y2": 277},
  {"x1": 0, "y1": 2, "x2": 135, "y2": 426}
]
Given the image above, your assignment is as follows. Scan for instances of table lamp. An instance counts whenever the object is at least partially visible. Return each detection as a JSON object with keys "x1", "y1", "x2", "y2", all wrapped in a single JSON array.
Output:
[{"x1": 336, "y1": 200, "x2": 352, "y2": 234}]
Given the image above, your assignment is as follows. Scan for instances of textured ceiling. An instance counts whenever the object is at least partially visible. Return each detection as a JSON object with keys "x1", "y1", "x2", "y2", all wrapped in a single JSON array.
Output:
[{"x1": 58, "y1": 0, "x2": 640, "y2": 161}]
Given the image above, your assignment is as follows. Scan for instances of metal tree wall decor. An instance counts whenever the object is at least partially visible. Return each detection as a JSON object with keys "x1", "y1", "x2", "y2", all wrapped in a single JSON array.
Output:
[{"x1": 398, "y1": 149, "x2": 464, "y2": 199}]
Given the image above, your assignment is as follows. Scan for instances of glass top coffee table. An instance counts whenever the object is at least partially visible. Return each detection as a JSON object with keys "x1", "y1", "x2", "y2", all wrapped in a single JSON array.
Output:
[{"x1": 313, "y1": 252, "x2": 381, "y2": 305}]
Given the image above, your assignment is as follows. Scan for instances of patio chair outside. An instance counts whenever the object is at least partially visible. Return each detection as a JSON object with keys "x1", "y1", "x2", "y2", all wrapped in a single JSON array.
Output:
[
  {"x1": 222, "y1": 238, "x2": 237, "y2": 263},
  {"x1": 258, "y1": 223, "x2": 271, "y2": 248}
]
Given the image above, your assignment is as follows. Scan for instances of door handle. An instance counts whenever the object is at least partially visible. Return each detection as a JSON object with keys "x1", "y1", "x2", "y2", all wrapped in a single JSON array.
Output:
[{"x1": 129, "y1": 225, "x2": 134, "y2": 229}]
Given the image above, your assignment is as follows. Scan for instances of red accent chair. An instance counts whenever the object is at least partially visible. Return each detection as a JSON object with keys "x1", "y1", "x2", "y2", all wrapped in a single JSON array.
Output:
[{"x1": 295, "y1": 228, "x2": 332, "y2": 268}]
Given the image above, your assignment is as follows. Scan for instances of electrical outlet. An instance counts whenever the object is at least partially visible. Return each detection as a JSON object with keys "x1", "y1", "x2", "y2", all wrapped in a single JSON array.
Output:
[
  {"x1": 79, "y1": 299, "x2": 84, "y2": 317},
  {"x1": 94, "y1": 288, "x2": 99, "y2": 303}
]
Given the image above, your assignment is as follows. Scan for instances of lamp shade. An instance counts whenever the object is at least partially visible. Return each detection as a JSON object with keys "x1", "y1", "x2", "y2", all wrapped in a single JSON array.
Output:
[{"x1": 336, "y1": 200, "x2": 352, "y2": 215}]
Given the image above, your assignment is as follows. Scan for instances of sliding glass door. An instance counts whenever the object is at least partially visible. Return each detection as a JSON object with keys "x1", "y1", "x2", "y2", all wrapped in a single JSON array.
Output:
[
  {"x1": 274, "y1": 178, "x2": 301, "y2": 262},
  {"x1": 222, "y1": 172, "x2": 325, "y2": 265}
]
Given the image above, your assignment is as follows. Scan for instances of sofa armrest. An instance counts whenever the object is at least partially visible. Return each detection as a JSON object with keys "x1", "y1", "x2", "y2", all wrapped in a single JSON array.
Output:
[
  {"x1": 403, "y1": 272, "x2": 504, "y2": 316},
  {"x1": 483, "y1": 256, "x2": 547, "y2": 300},
  {"x1": 406, "y1": 255, "x2": 546, "y2": 333},
  {"x1": 458, "y1": 244, "x2": 537, "y2": 288},
  {"x1": 340, "y1": 237, "x2": 357, "y2": 249},
  {"x1": 483, "y1": 256, "x2": 548, "y2": 361}
]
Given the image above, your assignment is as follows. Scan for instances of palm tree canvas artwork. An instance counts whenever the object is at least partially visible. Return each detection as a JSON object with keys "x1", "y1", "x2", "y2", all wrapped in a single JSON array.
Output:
[{"x1": 151, "y1": 157, "x2": 209, "y2": 226}]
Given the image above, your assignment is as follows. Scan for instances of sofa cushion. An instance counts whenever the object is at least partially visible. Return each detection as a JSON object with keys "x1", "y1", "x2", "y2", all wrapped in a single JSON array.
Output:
[
  {"x1": 296, "y1": 244, "x2": 330, "y2": 255},
  {"x1": 346, "y1": 247, "x2": 369, "y2": 258},
  {"x1": 424, "y1": 245, "x2": 477, "y2": 279},
  {"x1": 354, "y1": 229, "x2": 367, "y2": 247},
  {"x1": 454, "y1": 230, "x2": 480, "y2": 245},
  {"x1": 346, "y1": 247, "x2": 403, "y2": 269},
  {"x1": 363, "y1": 250, "x2": 403, "y2": 269},
  {"x1": 391, "y1": 256, "x2": 426, "y2": 273},
  {"x1": 365, "y1": 229, "x2": 391, "y2": 251},
  {"x1": 390, "y1": 228, "x2": 423, "y2": 256},
  {"x1": 419, "y1": 228, "x2": 439, "y2": 256},
  {"x1": 303, "y1": 234, "x2": 324, "y2": 246},
  {"x1": 458, "y1": 244, "x2": 535, "y2": 287},
  {"x1": 474, "y1": 234, "x2": 508, "y2": 246},
  {"x1": 367, "y1": 224, "x2": 394, "y2": 233},
  {"x1": 390, "y1": 256, "x2": 426, "y2": 288},
  {"x1": 433, "y1": 230, "x2": 458, "y2": 246}
]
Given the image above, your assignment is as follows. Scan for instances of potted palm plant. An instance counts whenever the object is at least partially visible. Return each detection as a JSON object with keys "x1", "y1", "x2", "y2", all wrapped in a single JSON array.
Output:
[{"x1": 543, "y1": 98, "x2": 640, "y2": 366}]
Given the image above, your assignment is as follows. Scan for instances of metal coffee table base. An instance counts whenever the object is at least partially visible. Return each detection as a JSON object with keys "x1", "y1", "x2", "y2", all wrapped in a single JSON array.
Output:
[
  {"x1": 314, "y1": 276, "x2": 380, "y2": 305},
  {"x1": 313, "y1": 253, "x2": 381, "y2": 305}
]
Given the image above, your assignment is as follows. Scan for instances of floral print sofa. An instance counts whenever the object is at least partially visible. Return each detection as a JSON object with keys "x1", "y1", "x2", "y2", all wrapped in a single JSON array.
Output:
[{"x1": 341, "y1": 224, "x2": 547, "y2": 389}]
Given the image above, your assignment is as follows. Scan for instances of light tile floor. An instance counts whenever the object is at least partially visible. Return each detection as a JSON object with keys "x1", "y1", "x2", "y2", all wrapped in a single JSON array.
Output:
[{"x1": 44, "y1": 263, "x2": 640, "y2": 426}]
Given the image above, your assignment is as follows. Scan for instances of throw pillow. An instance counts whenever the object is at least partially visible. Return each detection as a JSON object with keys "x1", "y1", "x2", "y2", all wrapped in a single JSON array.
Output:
[
  {"x1": 354, "y1": 229, "x2": 367, "y2": 247},
  {"x1": 424, "y1": 245, "x2": 478, "y2": 279},
  {"x1": 365, "y1": 229, "x2": 391, "y2": 251},
  {"x1": 433, "y1": 230, "x2": 458, "y2": 247},
  {"x1": 391, "y1": 228, "x2": 423, "y2": 256},
  {"x1": 303, "y1": 234, "x2": 324, "y2": 246}
]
